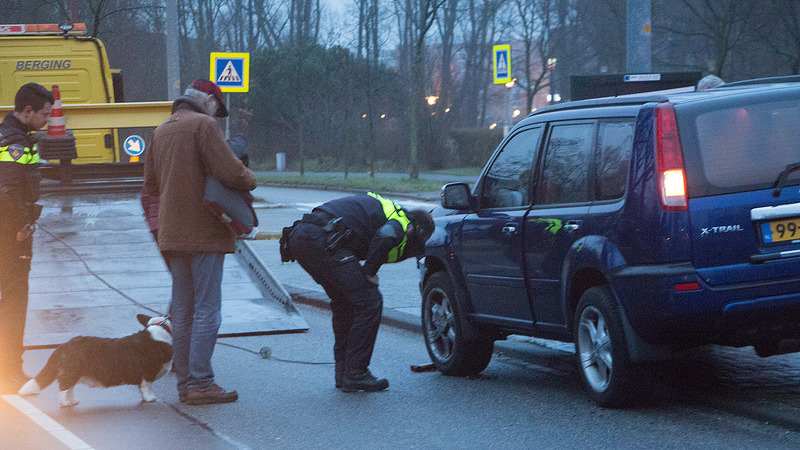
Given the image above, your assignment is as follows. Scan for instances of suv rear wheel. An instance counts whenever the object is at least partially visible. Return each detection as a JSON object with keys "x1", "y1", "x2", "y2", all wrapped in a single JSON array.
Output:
[
  {"x1": 574, "y1": 286, "x2": 639, "y2": 407},
  {"x1": 422, "y1": 271, "x2": 493, "y2": 375}
]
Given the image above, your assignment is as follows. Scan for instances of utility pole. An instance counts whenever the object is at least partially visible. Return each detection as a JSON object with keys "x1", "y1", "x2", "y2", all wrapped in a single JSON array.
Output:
[
  {"x1": 166, "y1": 0, "x2": 181, "y2": 100},
  {"x1": 626, "y1": 0, "x2": 652, "y2": 73}
]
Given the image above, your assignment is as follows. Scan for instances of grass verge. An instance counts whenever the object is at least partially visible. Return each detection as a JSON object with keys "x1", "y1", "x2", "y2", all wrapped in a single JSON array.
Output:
[{"x1": 255, "y1": 174, "x2": 449, "y2": 193}]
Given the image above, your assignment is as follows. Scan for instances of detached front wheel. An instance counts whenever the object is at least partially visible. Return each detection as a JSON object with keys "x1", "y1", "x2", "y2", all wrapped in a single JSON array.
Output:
[
  {"x1": 574, "y1": 286, "x2": 639, "y2": 407},
  {"x1": 422, "y1": 272, "x2": 493, "y2": 376}
]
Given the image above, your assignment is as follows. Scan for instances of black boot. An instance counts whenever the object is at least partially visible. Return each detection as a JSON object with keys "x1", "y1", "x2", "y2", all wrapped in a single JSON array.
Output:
[{"x1": 341, "y1": 370, "x2": 389, "y2": 393}]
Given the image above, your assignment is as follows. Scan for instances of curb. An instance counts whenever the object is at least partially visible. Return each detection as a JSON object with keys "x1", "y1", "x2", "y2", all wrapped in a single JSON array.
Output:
[{"x1": 287, "y1": 285, "x2": 424, "y2": 335}]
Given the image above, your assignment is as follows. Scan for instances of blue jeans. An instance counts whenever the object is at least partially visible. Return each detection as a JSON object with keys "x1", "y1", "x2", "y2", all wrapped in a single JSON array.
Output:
[{"x1": 165, "y1": 252, "x2": 225, "y2": 393}]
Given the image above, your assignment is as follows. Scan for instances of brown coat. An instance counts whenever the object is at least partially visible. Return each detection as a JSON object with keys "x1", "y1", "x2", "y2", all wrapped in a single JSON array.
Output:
[{"x1": 143, "y1": 99, "x2": 256, "y2": 254}]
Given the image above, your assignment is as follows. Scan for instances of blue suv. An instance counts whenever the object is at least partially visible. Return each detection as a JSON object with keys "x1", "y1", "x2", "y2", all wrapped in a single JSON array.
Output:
[{"x1": 420, "y1": 76, "x2": 800, "y2": 407}]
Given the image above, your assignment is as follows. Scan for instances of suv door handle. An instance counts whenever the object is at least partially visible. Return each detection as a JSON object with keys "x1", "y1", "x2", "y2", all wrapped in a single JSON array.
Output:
[
  {"x1": 502, "y1": 224, "x2": 518, "y2": 235},
  {"x1": 565, "y1": 220, "x2": 583, "y2": 234}
]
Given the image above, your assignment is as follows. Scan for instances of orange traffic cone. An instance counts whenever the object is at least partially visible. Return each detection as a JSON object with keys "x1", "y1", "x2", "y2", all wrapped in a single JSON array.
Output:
[
  {"x1": 38, "y1": 84, "x2": 77, "y2": 183},
  {"x1": 47, "y1": 84, "x2": 67, "y2": 137}
]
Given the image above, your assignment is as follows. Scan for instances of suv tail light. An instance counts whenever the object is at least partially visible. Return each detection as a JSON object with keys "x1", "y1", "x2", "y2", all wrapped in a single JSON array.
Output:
[{"x1": 655, "y1": 102, "x2": 688, "y2": 211}]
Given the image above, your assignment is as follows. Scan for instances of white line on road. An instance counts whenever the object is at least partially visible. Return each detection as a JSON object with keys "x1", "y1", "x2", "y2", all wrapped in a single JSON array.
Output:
[{"x1": 2, "y1": 395, "x2": 94, "y2": 450}]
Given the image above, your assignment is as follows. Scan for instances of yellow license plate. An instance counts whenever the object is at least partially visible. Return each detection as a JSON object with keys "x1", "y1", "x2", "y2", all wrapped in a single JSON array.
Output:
[{"x1": 761, "y1": 217, "x2": 800, "y2": 244}]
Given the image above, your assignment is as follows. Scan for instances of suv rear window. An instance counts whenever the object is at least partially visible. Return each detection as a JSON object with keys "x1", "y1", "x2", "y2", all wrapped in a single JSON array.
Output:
[{"x1": 680, "y1": 95, "x2": 800, "y2": 197}]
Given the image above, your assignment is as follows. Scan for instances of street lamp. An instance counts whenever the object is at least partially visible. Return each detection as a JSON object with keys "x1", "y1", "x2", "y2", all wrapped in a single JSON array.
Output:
[{"x1": 426, "y1": 95, "x2": 438, "y2": 106}]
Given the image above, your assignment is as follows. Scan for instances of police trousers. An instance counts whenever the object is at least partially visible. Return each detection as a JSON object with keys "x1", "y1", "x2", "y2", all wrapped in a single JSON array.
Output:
[
  {"x1": 0, "y1": 230, "x2": 32, "y2": 374},
  {"x1": 289, "y1": 221, "x2": 383, "y2": 376}
]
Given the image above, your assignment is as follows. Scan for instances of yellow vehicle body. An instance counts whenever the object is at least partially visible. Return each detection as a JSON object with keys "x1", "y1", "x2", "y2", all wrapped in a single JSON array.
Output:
[{"x1": 0, "y1": 24, "x2": 172, "y2": 169}]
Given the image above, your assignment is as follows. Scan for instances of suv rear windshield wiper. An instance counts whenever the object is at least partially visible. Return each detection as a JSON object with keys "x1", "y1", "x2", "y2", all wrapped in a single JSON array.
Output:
[{"x1": 772, "y1": 162, "x2": 800, "y2": 197}]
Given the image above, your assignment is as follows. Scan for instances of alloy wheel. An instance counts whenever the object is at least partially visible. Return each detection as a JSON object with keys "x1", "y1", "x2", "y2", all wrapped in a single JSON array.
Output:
[
  {"x1": 577, "y1": 305, "x2": 613, "y2": 393},
  {"x1": 425, "y1": 287, "x2": 456, "y2": 362}
]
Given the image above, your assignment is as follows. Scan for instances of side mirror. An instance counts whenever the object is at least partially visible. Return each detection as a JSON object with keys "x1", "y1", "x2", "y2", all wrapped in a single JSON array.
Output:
[{"x1": 441, "y1": 183, "x2": 472, "y2": 210}]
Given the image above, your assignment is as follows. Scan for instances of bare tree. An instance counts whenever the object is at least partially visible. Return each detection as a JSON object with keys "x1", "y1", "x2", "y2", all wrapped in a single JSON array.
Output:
[
  {"x1": 508, "y1": 0, "x2": 577, "y2": 112},
  {"x1": 436, "y1": 0, "x2": 460, "y2": 111},
  {"x1": 456, "y1": 0, "x2": 505, "y2": 128},
  {"x1": 654, "y1": 0, "x2": 755, "y2": 77},
  {"x1": 757, "y1": 0, "x2": 800, "y2": 75},
  {"x1": 411, "y1": 0, "x2": 445, "y2": 178},
  {"x1": 290, "y1": 0, "x2": 321, "y2": 44}
]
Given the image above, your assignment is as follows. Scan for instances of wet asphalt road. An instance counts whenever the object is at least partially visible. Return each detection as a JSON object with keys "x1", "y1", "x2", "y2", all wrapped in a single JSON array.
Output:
[{"x1": 5, "y1": 185, "x2": 800, "y2": 448}]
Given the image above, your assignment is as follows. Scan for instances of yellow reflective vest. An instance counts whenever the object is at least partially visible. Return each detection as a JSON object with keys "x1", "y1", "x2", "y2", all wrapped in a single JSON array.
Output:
[
  {"x1": 0, "y1": 135, "x2": 39, "y2": 165},
  {"x1": 367, "y1": 191, "x2": 411, "y2": 263}
]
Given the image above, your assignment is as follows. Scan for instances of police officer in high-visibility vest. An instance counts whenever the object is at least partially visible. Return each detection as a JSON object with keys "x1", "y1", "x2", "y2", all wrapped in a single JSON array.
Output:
[
  {"x1": 0, "y1": 83, "x2": 53, "y2": 394},
  {"x1": 285, "y1": 192, "x2": 434, "y2": 392}
]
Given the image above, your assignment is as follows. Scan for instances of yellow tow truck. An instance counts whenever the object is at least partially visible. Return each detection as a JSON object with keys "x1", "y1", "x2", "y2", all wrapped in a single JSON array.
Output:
[{"x1": 0, "y1": 23, "x2": 172, "y2": 180}]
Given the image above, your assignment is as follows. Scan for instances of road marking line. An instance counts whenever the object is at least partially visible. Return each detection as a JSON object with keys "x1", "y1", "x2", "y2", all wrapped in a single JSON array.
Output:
[{"x1": 2, "y1": 395, "x2": 94, "y2": 449}]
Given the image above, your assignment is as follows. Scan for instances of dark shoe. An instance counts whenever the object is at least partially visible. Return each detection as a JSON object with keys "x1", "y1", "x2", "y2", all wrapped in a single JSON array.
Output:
[
  {"x1": 184, "y1": 384, "x2": 238, "y2": 405},
  {"x1": 341, "y1": 371, "x2": 389, "y2": 393},
  {"x1": 178, "y1": 391, "x2": 187, "y2": 403}
]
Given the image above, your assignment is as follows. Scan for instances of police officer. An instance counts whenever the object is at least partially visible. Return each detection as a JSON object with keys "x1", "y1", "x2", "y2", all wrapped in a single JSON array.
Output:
[
  {"x1": 286, "y1": 192, "x2": 434, "y2": 392},
  {"x1": 0, "y1": 83, "x2": 53, "y2": 393}
]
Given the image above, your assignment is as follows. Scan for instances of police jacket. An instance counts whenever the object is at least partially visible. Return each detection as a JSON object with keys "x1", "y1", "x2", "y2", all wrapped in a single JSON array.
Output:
[
  {"x1": 314, "y1": 192, "x2": 412, "y2": 277},
  {"x1": 0, "y1": 112, "x2": 42, "y2": 233}
]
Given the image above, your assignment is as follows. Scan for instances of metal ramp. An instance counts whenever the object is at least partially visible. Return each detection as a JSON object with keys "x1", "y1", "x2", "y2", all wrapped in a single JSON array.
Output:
[{"x1": 25, "y1": 192, "x2": 307, "y2": 349}]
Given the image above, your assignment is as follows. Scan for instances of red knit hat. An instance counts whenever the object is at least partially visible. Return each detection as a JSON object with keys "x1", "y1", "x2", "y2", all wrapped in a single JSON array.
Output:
[{"x1": 190, "y1": 79, "x2": 228, "y2": 118}]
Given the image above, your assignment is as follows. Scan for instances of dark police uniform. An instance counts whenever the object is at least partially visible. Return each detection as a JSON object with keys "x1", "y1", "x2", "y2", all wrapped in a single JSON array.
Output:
[
  {"x1": 288, "y1": 192, "x2": 414, "y2": 385},
  {"x1": 0, "y1": 112, "x2": 42, "y2": 377}
]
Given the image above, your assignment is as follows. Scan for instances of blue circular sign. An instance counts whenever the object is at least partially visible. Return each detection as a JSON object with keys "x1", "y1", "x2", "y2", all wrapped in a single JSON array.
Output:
[{"x1": 124, "y1": 135, "x2": 146, "y2": 156}]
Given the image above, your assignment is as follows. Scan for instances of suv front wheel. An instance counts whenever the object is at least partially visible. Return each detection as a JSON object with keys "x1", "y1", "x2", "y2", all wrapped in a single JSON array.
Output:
[
  {"x1": 422, "y1": 271, "x2": 494, "y2": 375},
  {"x1": 573, "y1": 286, "x2": 639, "y2": 407}
]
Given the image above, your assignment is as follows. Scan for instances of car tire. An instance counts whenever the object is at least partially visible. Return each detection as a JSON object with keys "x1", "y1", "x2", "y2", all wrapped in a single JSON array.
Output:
[
  {"x1": 573, "y1": 285, "x2": 640, "y2": 407},
  {"x1": 422, "y1": 271, "x2": 494, "y2": 376}
]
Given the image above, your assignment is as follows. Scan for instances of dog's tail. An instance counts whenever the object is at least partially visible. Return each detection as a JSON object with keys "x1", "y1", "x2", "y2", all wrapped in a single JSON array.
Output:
[{"x1": 19, "y1": 346, "x2": 64, "y2": 395}]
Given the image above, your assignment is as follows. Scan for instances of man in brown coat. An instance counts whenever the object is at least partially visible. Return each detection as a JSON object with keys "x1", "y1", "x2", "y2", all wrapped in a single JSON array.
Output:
[{"x1": 144, "y1": 79, "x2": 256, "y2": 405}]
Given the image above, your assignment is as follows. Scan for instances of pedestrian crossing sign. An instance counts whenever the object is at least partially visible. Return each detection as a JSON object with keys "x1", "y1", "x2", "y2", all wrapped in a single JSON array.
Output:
[
  {"x1": 210, "y1": 52, "x2": 250, "y2": 92},
  {"x1": 493, "y1": 45, "x2": 511, "y2": 84}
]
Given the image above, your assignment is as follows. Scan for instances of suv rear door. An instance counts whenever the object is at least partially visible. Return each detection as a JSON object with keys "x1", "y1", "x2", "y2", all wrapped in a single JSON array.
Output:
[{"x1": 524, "y1": 121, "x2": 596, "y2": 328}]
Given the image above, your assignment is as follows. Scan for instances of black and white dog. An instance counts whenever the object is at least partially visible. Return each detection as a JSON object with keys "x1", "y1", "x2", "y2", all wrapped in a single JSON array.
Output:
[{"x1": 19, "y1": 314, "x2": 173, "y2": 407}]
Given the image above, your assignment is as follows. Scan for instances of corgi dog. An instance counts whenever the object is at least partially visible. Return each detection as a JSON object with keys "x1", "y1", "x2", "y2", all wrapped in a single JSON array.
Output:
[{"x1": 19, "y1": 314, "x2": 173, "y2": 407}]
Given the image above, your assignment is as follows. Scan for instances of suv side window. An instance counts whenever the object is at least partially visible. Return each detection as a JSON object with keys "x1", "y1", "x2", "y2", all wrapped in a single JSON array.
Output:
[
  {"x1": 481, "y1": 127, "x2": 542, "y2": 208},
  {"x1": 538, "y1": 123, "x2": 594, "y2": 205},
  {"x1": 595, "y1": 120, "x2": 635, "y2": 200}
]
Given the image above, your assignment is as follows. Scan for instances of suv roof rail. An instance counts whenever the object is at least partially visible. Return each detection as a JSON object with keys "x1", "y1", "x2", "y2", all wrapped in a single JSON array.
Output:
[
  {"x1": 722, "y1": 75, "x2": 800, "y2": 87},
  {"x1": 529, "y1": 94, "x2": 667, "y2": 117}
]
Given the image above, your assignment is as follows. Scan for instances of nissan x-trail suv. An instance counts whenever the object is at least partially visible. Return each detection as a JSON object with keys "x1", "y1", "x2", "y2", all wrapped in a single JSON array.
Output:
[{"x1": 420, "y1": 76, "x2": 800, "y2": 407}]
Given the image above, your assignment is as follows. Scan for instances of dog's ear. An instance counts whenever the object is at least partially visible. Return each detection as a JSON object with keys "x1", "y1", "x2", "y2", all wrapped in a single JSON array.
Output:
[{"x1": 137, "y1": 314, "x2": 152, "y2": 328}]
